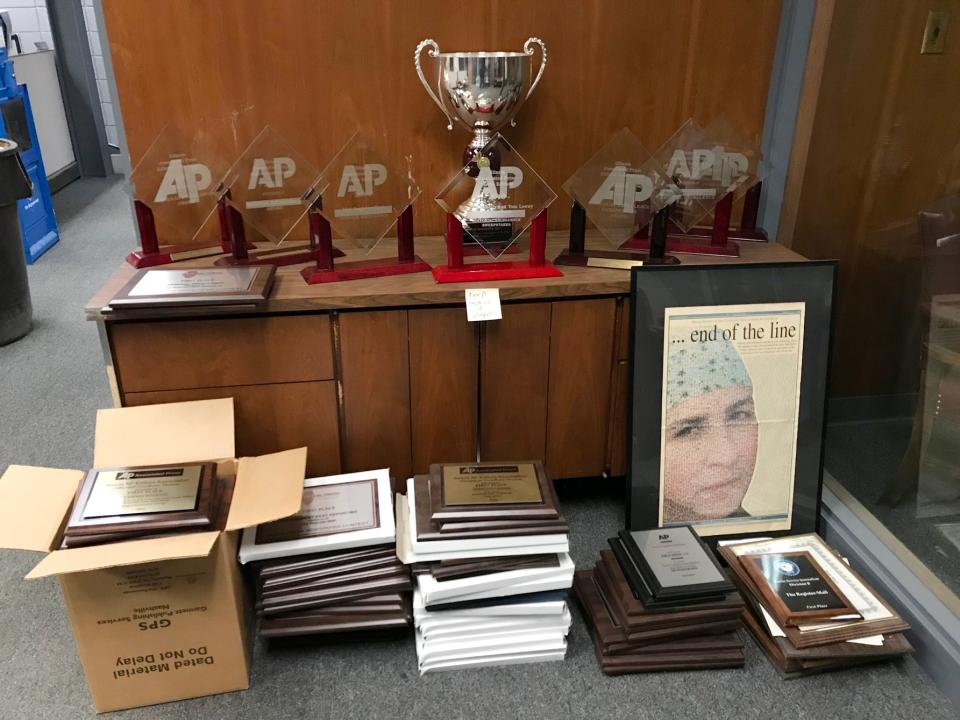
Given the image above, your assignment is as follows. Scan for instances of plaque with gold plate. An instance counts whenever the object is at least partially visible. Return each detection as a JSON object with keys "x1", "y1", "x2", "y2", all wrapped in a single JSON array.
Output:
[
  {"x1": 428, "y1": 462, "x2": 561, "y2": 523},
  {"x1": 62, "y1": 462, "x2": 219, "y2": 547}
]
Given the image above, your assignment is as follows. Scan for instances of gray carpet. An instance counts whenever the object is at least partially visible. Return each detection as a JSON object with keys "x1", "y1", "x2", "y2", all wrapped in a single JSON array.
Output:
[{"x1": 0, "y1": 178, "x2": 955, "y2": 719}]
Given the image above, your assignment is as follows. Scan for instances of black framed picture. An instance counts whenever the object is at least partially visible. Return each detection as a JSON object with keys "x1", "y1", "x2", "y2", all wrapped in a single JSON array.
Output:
[{"x1": 626, "y1": 260, "x2": 837, "y2": 540}]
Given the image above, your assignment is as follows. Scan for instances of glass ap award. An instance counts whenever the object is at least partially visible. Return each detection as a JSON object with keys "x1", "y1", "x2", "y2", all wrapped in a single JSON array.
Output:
[
  {"x1": 125, "y1": 123, "x2": 228, "y2": 268},
  {"x1": 301, "y1": 131, "x2": 430, "y2": 284},
  {"x1": 213, "y1": 125, "x2": 343, "y2": 267},
  {"x1": 557, "y1": 128, "x2": 684, "y2": 269}
]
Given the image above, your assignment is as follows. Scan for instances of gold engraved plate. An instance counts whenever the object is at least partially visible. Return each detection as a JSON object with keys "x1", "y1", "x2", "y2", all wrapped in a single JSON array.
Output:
[
  {"x1": 441, "y1": 463, "x2": 542, "y2": 505},
  {"x1": 256, "y1": 479, "x2": 380, "y2": 544},
  {"x1": 82, "y1": 466, "x2": 202, "y2": 518}
]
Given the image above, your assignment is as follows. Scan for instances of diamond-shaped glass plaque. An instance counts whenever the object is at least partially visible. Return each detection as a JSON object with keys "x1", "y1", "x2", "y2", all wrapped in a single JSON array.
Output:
[
  {"x1": 128, "y1": 123, "x2": 227, "y2": 242},
  {"x1": 700, "y1": 115, "x2": 767, "y2": 202},
  {"x1": 648, "y1": 119, "x2": 721, "y2": 233},
  {"x1": 315, "y1": 132, "x2": 420, "y2": 253},
  {"x1": 564, "y1": 128, "x2": 688, "y2": 247},
  {"x1": 435, "y1": 134, "x2": 556, "y2": 259},
  {"x1": 217, "y1": 126, "x2": 322, "y2": 246}
]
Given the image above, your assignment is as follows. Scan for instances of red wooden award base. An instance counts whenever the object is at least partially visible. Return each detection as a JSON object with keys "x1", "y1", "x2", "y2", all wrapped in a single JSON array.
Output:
[
  {"x1": 672, "y1": 182, "x2": 768, "y2": 242},
  {"x1": 623, "y1": 192, "x2": 740, "y2": 258},
  {"x1": 214, "y1": 203, "x2": 345, "y2": 268},
  {"x1": 432, "y1": 210, "x2": 563, "y2": 283},
  {"x1": 125, "y1": 200, "x2": 226, "y2": 268},
  {"x1": 301, "y1": 205, "x2": 431, "y2": 284}
]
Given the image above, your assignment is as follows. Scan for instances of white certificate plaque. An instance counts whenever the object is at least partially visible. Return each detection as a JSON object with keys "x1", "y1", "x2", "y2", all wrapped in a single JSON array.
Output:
[
  {"x1": 82, "y1": 466, "x2": 202, "y2": 518},
  {"x1": 239, "y1": 468, "x2": 396, "y2": 564},
  {"x1": 256, "y1": 479, "x2": 380, "y2": 543},
  {"x1": 128, "y1": 268, "x2": 259, "y2": 297}
]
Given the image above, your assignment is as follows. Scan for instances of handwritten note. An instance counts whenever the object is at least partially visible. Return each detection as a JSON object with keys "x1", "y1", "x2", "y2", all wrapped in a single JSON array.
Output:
[{"x1": 465, "y1": 288, "x2": 502, "y2": 322}]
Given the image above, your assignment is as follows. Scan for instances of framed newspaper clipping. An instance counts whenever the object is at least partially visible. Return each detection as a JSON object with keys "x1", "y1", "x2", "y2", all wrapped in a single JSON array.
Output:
[{"x1": 626, "y1": 261, "x2": 837, "y2": 539}]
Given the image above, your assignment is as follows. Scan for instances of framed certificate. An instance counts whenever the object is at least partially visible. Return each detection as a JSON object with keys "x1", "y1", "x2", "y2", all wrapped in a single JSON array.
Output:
[
  {"x1": 63, "y1": 462, "x2": 218, "y2": 538},
  {"x1": 627, "y1": 261, "x2": 837, "y2": 539},
  {"x1": 239, "y1": 469, "x2": 395, "y2": 563}
]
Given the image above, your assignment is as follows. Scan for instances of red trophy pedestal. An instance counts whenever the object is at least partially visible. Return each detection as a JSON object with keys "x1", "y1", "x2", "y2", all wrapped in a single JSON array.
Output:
[
  {"x1": 301, "y1": 205, "x2": 431, "y2": 284},
  {"x1": 676, "y1": 181, "x2": 768, "y2": 243},
  {"x1": 432, "y1": 210, "x2": 562, "y2": 283},
  {"x1": 125, "y1": 200, "x2": 226, "y2": 268},
  {"x1": 214, "y1": 200, "x2": 344, "y2": 268}
]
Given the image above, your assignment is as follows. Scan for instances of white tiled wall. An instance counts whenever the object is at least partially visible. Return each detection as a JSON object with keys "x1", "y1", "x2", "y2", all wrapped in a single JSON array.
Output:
[
  {"x1": 4, "y1": 0, "x2": 54, "y2": 53},
  {"x1": 80, "y1": 0, "x2": 118, "y2": 147}
]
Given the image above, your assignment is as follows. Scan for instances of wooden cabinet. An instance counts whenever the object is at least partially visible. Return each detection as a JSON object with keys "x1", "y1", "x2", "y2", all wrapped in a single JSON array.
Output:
[
  {"x1": 112, "y1": 315, "x2": 334, "y2": 392},
  {"x1": 109, "y1": 298, "x2": 626, "y2": 481},
  {"x1": 479, "y1": 303, "x2": 551, "y2": 463},
  {"x1": 409, "y1": 307, "x2": 479, "y2": 474},
  {"x1": 545, "y1": 299, "x2": 618, "y2": 478},
  {"x1": 123, "y1": 381, "x2": 341, "y2": 477},
  {"x1": 338, "y1": 310, "x2": 412, "y2": 480}
]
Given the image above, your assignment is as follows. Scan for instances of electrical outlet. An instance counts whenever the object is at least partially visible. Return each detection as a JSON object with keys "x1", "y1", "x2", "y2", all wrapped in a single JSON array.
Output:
[{"x1": 921, "y1": 10, "x2": 949, "y2": 54}]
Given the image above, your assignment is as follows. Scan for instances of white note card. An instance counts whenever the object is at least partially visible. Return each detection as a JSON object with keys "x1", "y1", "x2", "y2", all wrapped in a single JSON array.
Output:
[{"x1": 465, "y1": 288, "x2": 502, "y2": 322}]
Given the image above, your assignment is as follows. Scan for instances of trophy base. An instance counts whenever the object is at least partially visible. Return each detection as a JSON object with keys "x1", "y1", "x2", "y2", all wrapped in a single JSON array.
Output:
[
  {"x1": 623, "y1": 235, "x2": 740, "y2": 258},
  {"x1": 215, "y1": 244, "x2": 346, "y2": 268},
  {"x1": 554, "y1": 249, "x2": 680, "y2": 269},
  {"x1": 125, "y1": 243, "x2": 226, "y2": 268},
  {"x1": 432, "y1": 260, "x2": 563, "y2": 284},
  {"x1": 302, "y1": 256, "x2": 431, "y2": 284}
]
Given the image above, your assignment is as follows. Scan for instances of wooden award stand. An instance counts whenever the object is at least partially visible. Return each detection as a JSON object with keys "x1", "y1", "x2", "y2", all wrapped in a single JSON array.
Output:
[
  {"x1": 432, "y1": 210, "x2": 563, "y2": 283},
  {"x1": 125, "y1": 200, "x2": 229, "y2": 268},
  {"x1": 554, "y1": 202, "x2": 679, "y2": 268},
  {"x1": 621, "y1": 183, "x2": 768, "y2": 258},
  {"x1": 301, "y1": 204, "x2": 431, "y2": 284},
  {"x1": 215, "y1": 195, "x2": 344, "y2": 268}
]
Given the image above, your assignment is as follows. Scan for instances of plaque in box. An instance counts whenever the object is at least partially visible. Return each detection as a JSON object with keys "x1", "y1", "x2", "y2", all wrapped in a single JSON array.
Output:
[
  {"x1": 428, "y1": 462, "x2": 561, "y2": 522},
  {"x1": 302, "y1": 131, "x2": 430, "y2": 283},
  {"x1": 433, "y1": 134, "x2": 562, "y2": 282},
  {"x1": 106, "y1": 265, "x2": 275, "y2": 311},
  {"x1": 214, "y1": 125, "x2": 342, "y2": 267},
  {"x1": 63, "y1": 462, "x2": 218, "y2": 538},
  {"x1": 125, "y1": 122, "x2": 231, "y2": 268},
  {"x1": 239, "y1": 469, "x2": 395, "y2": 563}
]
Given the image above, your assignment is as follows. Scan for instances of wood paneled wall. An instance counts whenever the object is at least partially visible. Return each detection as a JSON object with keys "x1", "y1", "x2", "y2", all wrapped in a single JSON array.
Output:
[
  {"x1": 785, "y1": 0, "x2": 960, "y2": 397},
  {"x1": 103, "y1": 0, "x2": 782, "y2": 238}
]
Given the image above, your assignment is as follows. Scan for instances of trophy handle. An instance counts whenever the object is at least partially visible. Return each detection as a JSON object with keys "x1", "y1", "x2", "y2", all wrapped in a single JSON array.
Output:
[
  {"x1": 510, "y1": 37, "x2": 546, "y2": 127},
  {"x1": 523, "y1": 37, "x2": 547, "y2": 101},
  {"x1": 415, "y1": 39, "x2": 455, "y2": 131}
]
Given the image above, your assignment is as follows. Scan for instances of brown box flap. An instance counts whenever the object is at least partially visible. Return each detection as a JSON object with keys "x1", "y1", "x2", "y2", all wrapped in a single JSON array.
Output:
[
  {"x1": 225, "y1": 447, "x2": 307, "y2": 531},
  {"x1": 0, "y1": 465, "x2": 84, "y2": 552},
  {"x1": 93, "y1": 398, "x2": 235, "y2": 468},
  {"x1": 26, "y1": 530, "x2": 220, "y2": 579}
]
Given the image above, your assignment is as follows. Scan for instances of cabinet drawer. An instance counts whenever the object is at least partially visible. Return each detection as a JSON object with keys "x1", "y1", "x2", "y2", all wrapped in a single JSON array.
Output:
[
  {"x1": 123, "y1": 381, "x2": 341, "y2": 477},
  {"x1": 112, "y1": 315, "x2": 334, "y2": 393}
]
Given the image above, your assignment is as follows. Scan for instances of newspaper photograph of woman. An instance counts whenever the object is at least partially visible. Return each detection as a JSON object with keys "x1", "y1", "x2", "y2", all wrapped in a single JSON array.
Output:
[{"x1": 659, "y1": 302, "x2": 806, "y2": 536}]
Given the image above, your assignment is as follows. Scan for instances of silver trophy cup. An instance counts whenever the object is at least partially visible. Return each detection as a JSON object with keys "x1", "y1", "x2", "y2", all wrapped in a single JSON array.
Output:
[{"x1": 415, "y1": 38, "x2": 546, "y2": 169}]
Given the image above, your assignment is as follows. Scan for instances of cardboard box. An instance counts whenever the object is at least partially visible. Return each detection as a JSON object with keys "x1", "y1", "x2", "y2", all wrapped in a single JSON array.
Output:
[{"x1": 0, "y1": 398, "x2": 307, "y2": 713}]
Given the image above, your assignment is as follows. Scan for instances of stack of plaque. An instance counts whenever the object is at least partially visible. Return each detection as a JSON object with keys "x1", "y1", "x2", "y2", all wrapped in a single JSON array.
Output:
[
  {"x1": 251, "y1": 545, "x2": 411, "y2": 639},
  {"x1": 575, "y1": 527, "x2": 746, "y2": 674},
  {"x1": 397, "y1": 462, "x2": 570, "y2": 562},
  {"x1": 718, "y1": 534, "x2": 913, "y2": 677},
  {"x1": 240, "y1": 469, "x2": 412, "y2": 640},
  {"x1": 396, "y1": 462, "x2": 574, "y2": 673},
  {"x1": 61, "y1": 463, "x2": 222, "y2": 548}
]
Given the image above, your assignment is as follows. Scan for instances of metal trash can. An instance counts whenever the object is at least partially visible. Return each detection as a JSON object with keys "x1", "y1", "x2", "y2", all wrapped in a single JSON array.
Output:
[{"x1": 0, "y1": 137, "x2": 34, "y2": 345}]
